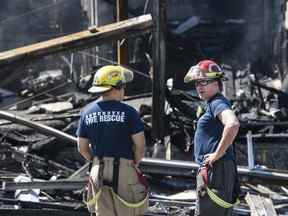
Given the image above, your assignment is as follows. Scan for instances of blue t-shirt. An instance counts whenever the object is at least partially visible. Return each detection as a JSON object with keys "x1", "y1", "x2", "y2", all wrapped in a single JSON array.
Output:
[
  {"x1": 76, "y1": 100, "x2": 144, "y2": 160},
  {"x1": 194, "y1": 93, "x2": 235, "y2": 164}
]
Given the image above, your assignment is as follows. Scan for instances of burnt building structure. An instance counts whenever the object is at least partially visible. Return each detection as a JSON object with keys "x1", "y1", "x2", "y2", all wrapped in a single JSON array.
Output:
[
  {"x1": 82, "y1": 0, "x2": 287, "y2": 95},
  {"x1": 0, "y1": 0, "x2": 86, "y2": 90},
  {"x1": 0, "y1": 0, "x2": 286, "y2": 94}
]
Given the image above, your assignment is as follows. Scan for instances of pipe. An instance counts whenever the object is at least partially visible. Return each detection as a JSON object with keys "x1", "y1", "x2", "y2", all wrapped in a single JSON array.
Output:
[{"x1": 247, "y1": 130, "x2": 255, "y2": 169}]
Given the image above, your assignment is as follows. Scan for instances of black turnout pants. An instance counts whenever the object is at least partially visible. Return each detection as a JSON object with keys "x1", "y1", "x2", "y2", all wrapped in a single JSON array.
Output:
[{"x1": 195, "y1": 159, "x2": 237, "y2": 216}]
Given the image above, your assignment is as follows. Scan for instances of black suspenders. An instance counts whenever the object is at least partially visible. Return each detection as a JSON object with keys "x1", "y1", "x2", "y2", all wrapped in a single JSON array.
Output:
[
  {"x1": 112, "y1": 158, "x2": 120, "y2": 193},
  {"x1": 95, "y1": 157, "x2": 120, "y2": 193}
]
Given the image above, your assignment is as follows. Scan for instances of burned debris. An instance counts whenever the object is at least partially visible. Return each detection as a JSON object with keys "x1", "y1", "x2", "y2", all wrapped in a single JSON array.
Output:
[{"x1": 1, "y1": 0, "x2": 288, "y2": 215}]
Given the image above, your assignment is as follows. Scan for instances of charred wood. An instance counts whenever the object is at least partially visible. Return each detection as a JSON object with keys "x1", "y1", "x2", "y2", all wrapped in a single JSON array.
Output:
[
  {"x1": 0, "y1": 15, "x2": 152, "y2": 69},
  {"x1": 0, "y1": 121, "x2": 66, "y2": 146},
  {"x1": 250, "y1": 80, "x2": 288, "y2": 110},
  {"x1": 0, "y1": 111, "x2": 77, "y2": 145},
  {"x1": 2, "y1": 180, "x2": 85, "y2": 191},
  {"x1": 0, "y1": 197, "x2": 85, "y2": 211},
  {"x1": 0, "y1": 209, "x2": 88, "y2": 216},
  {"x1": 10, "y1": 149, "x2": 75, "y2": 179}
]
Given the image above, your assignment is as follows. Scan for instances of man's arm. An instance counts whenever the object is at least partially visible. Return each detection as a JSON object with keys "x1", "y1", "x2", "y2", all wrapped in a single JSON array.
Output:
[
  {"x1": 204, "y1": 109, "x2": 240, "y2": 165},
  {"x1": 131, "y1": 131, "x2": 146, "y2": 166},
  {"x1": 77, "y1": 137, "x2": 93, "y2": 161}
]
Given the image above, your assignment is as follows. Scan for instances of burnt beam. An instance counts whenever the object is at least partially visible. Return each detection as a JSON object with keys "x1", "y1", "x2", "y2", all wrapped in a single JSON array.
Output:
[
  {"x1": 152, "y1": 0, "x2": 166, "y2": 144},
  {"x1": 0, "y1": 209, "x2": 88, "y2": 216},
  {"x1": 2, "y1": 180, "x2": 85, "y2": 191},
  {"x1": 0, "y1": 198, "x2": 84, "y2": 211},
  {"x1": 0, "y1": 14, "x2": 152, "y2": 69},
  {"x1": 0, "y1": 111, "x2": 77, "y2": 145}
]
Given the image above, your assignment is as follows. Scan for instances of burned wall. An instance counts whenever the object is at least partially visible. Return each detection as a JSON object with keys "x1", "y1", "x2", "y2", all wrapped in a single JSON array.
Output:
[
  {"x1": 0, "y1": 0, "x2": 87, "y2": 91},
  {"x1": 165, "y1": 0, "x2": 286, "y2": 89},
  {"x1": 107, "y1": 0, "x2": 286, "y2": 91},
  {"x1": 0, "y1": 0, "x2": 85, "y2": 51}
]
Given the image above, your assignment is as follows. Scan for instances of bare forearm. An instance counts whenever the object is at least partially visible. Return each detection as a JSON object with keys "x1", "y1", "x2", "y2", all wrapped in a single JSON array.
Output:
[
  {"x1": 77, "y1": 137, "x2": 93, "y2": 162},
  {"x1": 79, "y1": 147, "x2": 93, "y2": 161},
  {"x1": 215, "y1": 124, "x2": 239, "y2": 158},
  {"x1": 131, "y1": 132, "x2": 146, "y2": 166},
  {"x1": 134, "y1": 145, "x2": 145, "y2": 165},
  {"x1": 203, "y1": 109, "x2": 240, "y2": 165}
]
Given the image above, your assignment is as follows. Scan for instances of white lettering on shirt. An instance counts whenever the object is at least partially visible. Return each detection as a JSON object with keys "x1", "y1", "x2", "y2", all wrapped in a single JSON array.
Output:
[{"x1": 85, "y1": 111, "x2": 126, "y2": 126}]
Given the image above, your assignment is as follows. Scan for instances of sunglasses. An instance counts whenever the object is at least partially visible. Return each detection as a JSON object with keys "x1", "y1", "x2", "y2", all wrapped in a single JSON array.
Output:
[{"x1": 195, "y1": 79, "x2": 216, "y2": 87}]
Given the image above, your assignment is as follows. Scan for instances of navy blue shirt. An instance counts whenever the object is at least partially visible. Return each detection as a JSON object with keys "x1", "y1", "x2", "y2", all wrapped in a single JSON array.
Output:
[
  {"x1": 194, "y1": 93, "x2": 235, "y2": 164},
  {"x1": 76, "y1": 100, "x2": 144, "y2": 160}
]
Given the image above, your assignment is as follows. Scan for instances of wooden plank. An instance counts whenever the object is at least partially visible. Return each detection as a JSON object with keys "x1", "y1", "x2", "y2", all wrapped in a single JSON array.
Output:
[
  {"x1": 0, "y1": 14, "x2": 152, "y2": 68},
  {"x1": 245, "y1": 193, "x2": 267, "y2": 216},
  {"x1": 246, "y1": 183, "x2": 286, "y2": 201},
  {"x1": 245, "y1": 183, "x2": 276, "y2": 196},
  {"x1": 165, "y1": 190, "x2": 196, "y2": 200},
  {"x1": 262, "y1": 197, "x2": 278, "y2": 216},
  {"x1": 245, "y1": 193, "x2": 277, "y2": 216},
  {"x1": 38, "y1": 101, "x2": 73, "y2": 113}
]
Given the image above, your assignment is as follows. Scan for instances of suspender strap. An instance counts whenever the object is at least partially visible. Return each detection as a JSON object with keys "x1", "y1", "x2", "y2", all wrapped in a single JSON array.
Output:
[
  {"x1": 97, "y1": 156, "x2": 104, "y2": 187},
  {"x1": 112, "y1": 158, "x2": 120, "y2": 193},
  {"x1": 88, "y1": 160, "x2": 93, "y2": 172},
  {"x1": 98, "y1": 156, "x2": 104, "y2": 165},
  {"x1": 94, "y1": 157, "x2": 120, "y2": 192},
  {"x1": 86, "y1": 157, "x2": 148, "y2": 209}
]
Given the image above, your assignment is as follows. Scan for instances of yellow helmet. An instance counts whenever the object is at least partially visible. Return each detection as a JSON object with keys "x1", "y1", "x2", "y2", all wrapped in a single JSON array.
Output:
[{"x1": 88, "y1": 65, "x2": 134, "y2": 93}]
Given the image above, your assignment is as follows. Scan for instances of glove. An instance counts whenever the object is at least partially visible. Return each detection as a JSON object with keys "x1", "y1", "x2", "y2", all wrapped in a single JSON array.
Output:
[{"x1": 197, "y1": 164, "x2": 210, "y2": 197}]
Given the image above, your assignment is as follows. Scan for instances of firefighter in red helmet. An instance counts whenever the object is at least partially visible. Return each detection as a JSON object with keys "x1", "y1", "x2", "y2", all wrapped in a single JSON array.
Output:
[{"x1": 185, "y1": 60, "x2": 240, "y2": 216}]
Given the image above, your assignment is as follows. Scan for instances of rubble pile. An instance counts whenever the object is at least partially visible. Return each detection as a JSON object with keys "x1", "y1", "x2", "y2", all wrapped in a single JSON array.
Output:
[{"x1": 0, "y1": 84, "x2": 288, "y2": 215}]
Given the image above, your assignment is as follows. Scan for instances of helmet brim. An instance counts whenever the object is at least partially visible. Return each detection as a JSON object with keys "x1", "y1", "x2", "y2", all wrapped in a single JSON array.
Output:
[
  {"x1": 184, "y1": 76, "x2": 228, "y2": 83},
  {"x1": 184, "y1": 76, "x2": 214, "y2": 83},
  {"x1": 88, "y1": 86, "x2": 112, "y2": 94},
  {"x1": 184, "y1": 65, "x2": 226, "y2": 83}
]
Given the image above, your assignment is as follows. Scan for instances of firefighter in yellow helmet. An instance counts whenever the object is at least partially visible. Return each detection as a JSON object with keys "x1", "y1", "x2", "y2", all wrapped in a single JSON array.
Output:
[
  {"x1": 76, "y1": 65, "x2": 148, "y2": 215},
  {"x1": 184, "y1": 60, "x2": 240, "y2": 216}
]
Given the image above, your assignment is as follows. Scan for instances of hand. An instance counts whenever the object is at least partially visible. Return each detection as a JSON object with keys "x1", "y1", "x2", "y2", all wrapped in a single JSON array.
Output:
[{"x1": 203, "y1": 152, "x2": 221, "y2": 166}]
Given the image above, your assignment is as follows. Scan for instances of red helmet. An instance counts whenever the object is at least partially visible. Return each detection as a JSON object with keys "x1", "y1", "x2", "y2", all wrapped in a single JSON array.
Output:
[{"x1": 184, "y1": 60, "x2": 225, "y2": 83}]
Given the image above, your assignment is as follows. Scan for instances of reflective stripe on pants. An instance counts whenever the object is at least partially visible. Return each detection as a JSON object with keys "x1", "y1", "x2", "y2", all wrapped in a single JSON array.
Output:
[
  {"x1": 87, "y1": 157, "x2": 149, "y2": 216},
  {"x1": 195, "y1": 160, "x2": 237, "y2": 216}
]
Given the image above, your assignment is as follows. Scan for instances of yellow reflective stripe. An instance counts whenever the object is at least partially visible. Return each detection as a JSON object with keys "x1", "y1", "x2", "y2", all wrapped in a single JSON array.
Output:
[
  {"x1": 206, "y1": 187, "x2": 239, "y2": 209},
  {"x1": 86, "y1": 188, "x2": 102, "y2": 207},
  {"x1": 85, "y1": 186, "x2": 148, "y2": 208},
  {"x1": 110, "y1": 188, "x2": 148, "y2": 208},
  {"x1": 205, "y1": 72, "x2": 223, "y2": 78}
]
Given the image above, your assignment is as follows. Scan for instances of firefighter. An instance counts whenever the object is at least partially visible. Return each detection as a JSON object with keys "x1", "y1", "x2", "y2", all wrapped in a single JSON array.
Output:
[
  {"x1": 184, "y1": 60, "x2": 240, "y2": 216},
  {"x1": 76, "y1": 65, "x2": 148, "y2": 216}
]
